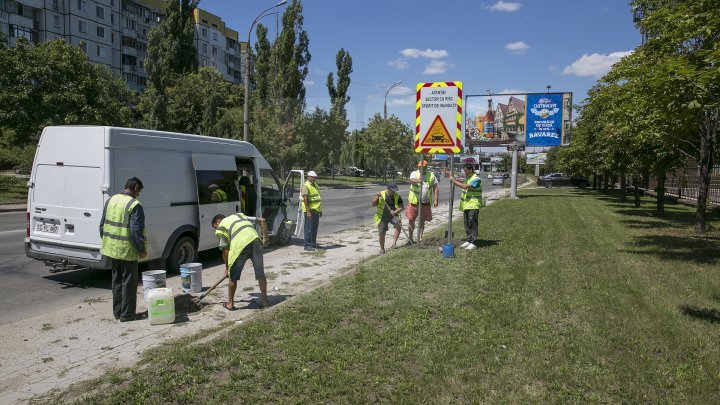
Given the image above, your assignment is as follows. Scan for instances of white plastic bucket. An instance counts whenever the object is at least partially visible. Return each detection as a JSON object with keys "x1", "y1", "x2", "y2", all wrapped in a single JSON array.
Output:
[
  {"x1": 141, "y1": 270, "x2": 166, "y2": 301},
  {"x1": 148, "y1": 287, "x2": 175, "y2": 325},
  {"x1": 180, "y1": 263, "x2": 203, "y2": 293}
]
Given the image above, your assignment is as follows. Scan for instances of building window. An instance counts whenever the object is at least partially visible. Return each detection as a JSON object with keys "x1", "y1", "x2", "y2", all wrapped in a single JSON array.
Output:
[
  {"x1": 201, "y1": 19, "x2": 207, "y2": 24},
  {"x1": 110, "y1": 14, "x2": 114, "y2": 25},
  {"x1": 77, "y1": 0, "x2": 84, "y2": 11},
  {"x1": 125, "y1": 19, "x2": 135, "y2": 30},
  {"x1": 52, "y1": 0, "x2": 59, "y2": 10},
  {"x1": 111, "y1": 32, "x2": 114, "y2": 44},
  {"x1": 211, "y1": 23, "x2": 217, "y2": 28},
  {"x1": 53, "y1": 15, "x2": 60, "y2": 28},
  {"x1": 79, "y1": 42, "x2": 87, "y2": 53},
  {"x1": 97, "y1": 26, "x2": 104, "y2": 38},
  {"x1": 78, "y1": 20, "x2": 87, "y2": 33},
  {"x1": 96, "y1": 6, "x2": 104, "y2": 19},
  {"x1": 213, "y1": 32, "x2": 217, "y2": 41},
  {"x1": 202, "y1": 58, "x2": 207, "y2": 66},
  {"x1": 212, "y1": 46, "x2": 217, "y2": 56},
  {"x1": 97, "y1": 46, "x2": 106, "y2": 58},
  {"x1": 139, "y1": 60, "x2": 144, "y2": 69},
  {"x1": 201, "y1": 27, "x2": 207, "y2": 38},
  {"x1": 17, "y1": 3, "x2": 24, "y2": 16},
  {"x1": 9, "y1": 25, "x2": 33, "y2": 41},
  {"x1": 202, "y1": 43, "x2": 207, "y2": 53}
]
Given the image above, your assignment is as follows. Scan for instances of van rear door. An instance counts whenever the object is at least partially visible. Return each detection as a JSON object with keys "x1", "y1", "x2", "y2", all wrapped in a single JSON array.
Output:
[
  {"x1": 30, "y1": 164, "x2": 103, "y2": 252},
  {"x1": 282, "y1": 169, "x2": 305, "y2": 239},
  {"x1": 191, "y1": 153, "x2": 241, "y2": 250}
]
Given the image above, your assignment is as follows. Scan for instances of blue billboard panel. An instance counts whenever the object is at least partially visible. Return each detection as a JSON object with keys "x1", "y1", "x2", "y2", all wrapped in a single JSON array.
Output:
[{"x1": 526, "y1": 93, "x2": 563, "y2": 147}]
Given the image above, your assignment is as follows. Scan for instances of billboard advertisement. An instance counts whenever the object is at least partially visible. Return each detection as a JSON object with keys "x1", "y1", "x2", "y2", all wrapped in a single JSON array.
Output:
[
  {"x1": 464, "y1": 92, "x2": 572, "y2": 147},
  {"x1": 525, "y1": 152, "x2": 547, "y2": 165}
]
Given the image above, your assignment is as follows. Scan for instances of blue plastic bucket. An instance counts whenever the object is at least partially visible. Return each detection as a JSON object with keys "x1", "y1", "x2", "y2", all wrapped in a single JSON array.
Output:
[{"x1": 441, "y1": 243, "x2": 455, "y2": 258}]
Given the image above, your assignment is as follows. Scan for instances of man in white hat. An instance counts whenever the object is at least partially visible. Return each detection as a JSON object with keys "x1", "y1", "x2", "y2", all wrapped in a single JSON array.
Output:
[{"x1": 301, "y1": 170, "x2": 322, "y2": 251}]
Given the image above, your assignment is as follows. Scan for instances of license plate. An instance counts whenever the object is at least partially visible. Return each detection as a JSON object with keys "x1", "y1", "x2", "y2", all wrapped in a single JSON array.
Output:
[{"x1": 35, "y1": 222, "x2": 60, "y2": 234}]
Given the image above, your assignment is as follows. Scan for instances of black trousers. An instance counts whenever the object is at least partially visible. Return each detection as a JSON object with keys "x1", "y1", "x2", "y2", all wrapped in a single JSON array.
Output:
[
  {"x1": 463, "y1": 209, "x2": 479, "y2": 245},
  {"x1": 111, "y1": 258, "x2": 138, "y2": 319}
]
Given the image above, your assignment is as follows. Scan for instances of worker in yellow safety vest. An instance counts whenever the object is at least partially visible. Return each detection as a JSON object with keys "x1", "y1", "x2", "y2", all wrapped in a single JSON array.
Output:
[
  {"x1": 100, "y1": 177, "x2": 147, "y2": 322},
  {"x1": 209, "y1": 184, "x2": 228, "y2": 203},
  {"x1": 405, "y1": 160, "x2": 439, "y2": 244},
  {"x1": 212, "y1": 213, "x2": 269, "y2": 310},
  {"x1": 301, "y1": 170, "x2": 322, "y2": 251},
  {"x1": 447, "y1": 164, "x2": 483, "y2": 250},
  {"x1": 371, "y1": 183, "x2": 404, "y2": 254}
]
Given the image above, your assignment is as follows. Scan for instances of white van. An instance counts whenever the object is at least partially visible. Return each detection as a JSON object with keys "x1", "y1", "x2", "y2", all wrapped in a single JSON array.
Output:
[{"x1": 25, "y1": 126, "x2": 305, "y2": 273}]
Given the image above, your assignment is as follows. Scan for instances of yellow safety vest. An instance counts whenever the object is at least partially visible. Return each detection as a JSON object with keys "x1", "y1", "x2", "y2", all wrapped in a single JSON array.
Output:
[
  {"x1": 301, "y1": 180, "x2": 322, "y2": 212},
  {"x1": 211, "y1": 188, "x2": 228, "y2": 203},
  {"x1": 373, "y1": 191, "x2": 401, "y2": 225},
  {"x1": 215, "y1": 214, "x2": 259, "y2": 269},
  {"x1": 459, "y1": 174, "x2": 482, "y2": 211},
  {"x1": 408, "y1": 170, "x2": 434, "y2": 205},
  {"x1": 101, "y1": 194, "x2": 145, "y2": 261}
]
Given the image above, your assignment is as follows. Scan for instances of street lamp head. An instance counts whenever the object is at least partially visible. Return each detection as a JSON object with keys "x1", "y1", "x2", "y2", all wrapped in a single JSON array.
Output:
[{"x1": 276, "y1": 0, "x2": 287, "y2": 6}]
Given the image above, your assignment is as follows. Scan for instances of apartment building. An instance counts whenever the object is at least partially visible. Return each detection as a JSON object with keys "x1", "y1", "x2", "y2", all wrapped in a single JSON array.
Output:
[{"x1": 1, "y1": 0, "x2": 246, "y2": 93}]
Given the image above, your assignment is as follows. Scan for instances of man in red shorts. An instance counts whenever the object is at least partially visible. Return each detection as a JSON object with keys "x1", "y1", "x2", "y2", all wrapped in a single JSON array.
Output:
[{"x1": 405, "y1": 160, "x2": 438, "y2": 243}]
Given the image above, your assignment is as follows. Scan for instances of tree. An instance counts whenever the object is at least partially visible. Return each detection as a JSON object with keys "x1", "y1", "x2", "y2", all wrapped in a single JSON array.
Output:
[
  {"x1": 250, "y1": 0, "x2": 311, "y2": 176},
  {"x1": 361, "y1": 114, "x2": 414, "y2": 179},
  {"x1": 141, "y1": 0, "x2": 199, "y2": 130},
  {"x1": 0, "y1": 39, "x2": 133, "y2": 167},
  {"x1": 326, "y1": 48, "x2": 353, "y2": 179},
  {"x1": 145, "y1": 0, "x2": 198, "y2": 92}
]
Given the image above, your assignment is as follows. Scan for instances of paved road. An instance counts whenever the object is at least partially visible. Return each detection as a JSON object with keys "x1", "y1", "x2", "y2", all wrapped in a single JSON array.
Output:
[{"x1": 0, "y1": 179, "x2": 497, "y2": 325}]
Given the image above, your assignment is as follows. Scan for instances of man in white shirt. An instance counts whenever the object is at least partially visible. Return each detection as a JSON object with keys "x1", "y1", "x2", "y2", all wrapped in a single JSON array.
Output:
[{"x1": 405, "y1": 160, "x2": 438, "y2": 243}]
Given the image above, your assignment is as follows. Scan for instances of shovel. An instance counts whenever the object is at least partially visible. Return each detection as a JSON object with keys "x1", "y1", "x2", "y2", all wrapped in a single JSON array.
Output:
[
  {"x1": 191, "y1": 273, "x2": 228, "y2": 305},
  {"x1": 382, "y1": 200, "x2": 414, "y2": 245}
]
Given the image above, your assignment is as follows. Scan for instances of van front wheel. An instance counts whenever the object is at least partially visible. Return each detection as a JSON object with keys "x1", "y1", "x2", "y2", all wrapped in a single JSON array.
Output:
[{"x1": 167, "y1": 236, "x2": 197, "y2": 273}]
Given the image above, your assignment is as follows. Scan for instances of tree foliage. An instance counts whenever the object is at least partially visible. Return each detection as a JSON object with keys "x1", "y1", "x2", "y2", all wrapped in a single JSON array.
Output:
[
  {"x1": 0, "y1": 39, "x2": 133, "y2": 166},
  {"x1": 325, "y1": 48, "x2": 353, "y2": 177}
]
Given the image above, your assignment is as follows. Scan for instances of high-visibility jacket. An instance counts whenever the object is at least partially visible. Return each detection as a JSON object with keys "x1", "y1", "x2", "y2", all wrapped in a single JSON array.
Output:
[
  {"x1": 373, "y1": 190, "x2": 401, "y2": 225},
  {"x1": 101, "y1": 194, "x2": 146, "y2": 261},
  {"x1": 408, "y1": 170, "x2": 434, "y2": 205},
  {"x1": 239, "y1": 184, "x2": 247, "y2": 213},
  {"x1": 301, "y1": 180, "x2": 322, "y2": 212},
  {"x1": 211, "y1": 188, "x2": 228, "y2": 203},
  {"x1": 459, "y1": 174, "x2": 482, "y2": 211},
  {"x1": 215, "y1": 213, "x2": 259, "y2": 269}
]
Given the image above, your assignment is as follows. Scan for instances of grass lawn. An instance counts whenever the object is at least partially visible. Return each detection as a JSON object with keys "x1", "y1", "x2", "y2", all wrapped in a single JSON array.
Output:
[
  {"x1": 0, "y1": 174, "x2": 27, "y2": 203},
  {"x1": 48, "y1": 188, "x2": 720, "y2": 403},
  {"x1": 317, "y1": 174, "x2": 408, "y2": 188}
]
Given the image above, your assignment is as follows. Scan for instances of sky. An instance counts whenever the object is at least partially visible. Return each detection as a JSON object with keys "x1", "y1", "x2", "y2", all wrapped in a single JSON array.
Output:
[{"x1": 198, "y1": 0, "x2": 641, "y2": 133}]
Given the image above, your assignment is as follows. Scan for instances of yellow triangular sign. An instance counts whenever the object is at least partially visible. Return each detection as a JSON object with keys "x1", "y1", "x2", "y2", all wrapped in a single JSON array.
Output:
[{"x1": 420, "y1": 115, "x2": 455, "y2": 147}]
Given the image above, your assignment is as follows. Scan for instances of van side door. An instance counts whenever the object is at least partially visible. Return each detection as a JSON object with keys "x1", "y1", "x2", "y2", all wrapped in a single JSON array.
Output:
[
  {"x1": 192, "y1": 153, "x2": 241, "y2": 251},
  {"x1": 282, "y1": 169, "x2": 305, "y2": 238}
]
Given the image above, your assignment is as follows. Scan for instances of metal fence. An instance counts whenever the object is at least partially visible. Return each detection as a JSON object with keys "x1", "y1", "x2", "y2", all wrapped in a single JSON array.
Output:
[{"x1": 649, "y1": 164, "x2": 720, "y2": 206}]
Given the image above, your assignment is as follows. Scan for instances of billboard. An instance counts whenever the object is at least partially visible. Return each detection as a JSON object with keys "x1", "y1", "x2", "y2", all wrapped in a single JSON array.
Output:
[
  {"x1": 464, "y1": 92, "x2": 572, "y2": 147},
  {"x1": 525, "y1": 152, "x2": 547, "y2": 165}
]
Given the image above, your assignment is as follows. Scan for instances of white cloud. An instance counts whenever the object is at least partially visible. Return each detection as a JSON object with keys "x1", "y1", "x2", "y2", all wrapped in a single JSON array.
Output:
[
  {"x1": 387, "y1": 58, "x2": 409, "y2": 70},
  {"x1": 389, "y1": 85, "x2": 412, "y2": 96},
  {"x1": 505, "y1": 41, "x2": 529, "y2": 54},
  {"x1": 422, "y1": 60, "x2": 453, "y2": 75},
  {"x1": 400, "y1": 48, "x2": 449, "y2": 59},
  {"x1": 490, "y1": 1, "x2": 522, "y2": 12},
  {"x1": 563, "y1": 51, "x2": 633, "y2": 77},
  {"x1": 389, "y1": 96, "x2": 415, "y2": 106},
  {"x1": 303, "y1": 80, "x2": 315, "y2": 86}
]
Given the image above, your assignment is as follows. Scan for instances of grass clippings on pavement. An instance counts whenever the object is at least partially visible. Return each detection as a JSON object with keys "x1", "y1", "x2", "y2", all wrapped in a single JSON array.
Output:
[{"x1": 45, "y1": 188, "x2": 720, "y2": 403}]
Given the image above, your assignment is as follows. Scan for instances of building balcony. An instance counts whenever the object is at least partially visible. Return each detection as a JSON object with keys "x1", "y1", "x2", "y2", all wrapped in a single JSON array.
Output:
[
  {"x1": 122, "y1": 46, "x2": 137, "y2": 56},
  {"x1": 9, "y1": 13, "x2": 33, "y2": 28}
]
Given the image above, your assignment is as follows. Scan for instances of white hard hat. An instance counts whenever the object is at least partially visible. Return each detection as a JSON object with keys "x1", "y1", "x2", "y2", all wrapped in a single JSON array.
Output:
[{"x1": 307, "y1": 170, "x2": 318, "y2": 177}]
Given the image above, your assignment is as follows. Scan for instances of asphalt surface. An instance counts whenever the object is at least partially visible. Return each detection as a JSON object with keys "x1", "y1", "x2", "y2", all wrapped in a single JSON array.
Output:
[{"x1": 0, "y1": 179, "x2": 497, "y2": 325}]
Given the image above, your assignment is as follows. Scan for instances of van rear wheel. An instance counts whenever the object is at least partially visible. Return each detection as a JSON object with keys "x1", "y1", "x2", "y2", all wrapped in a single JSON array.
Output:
[{"x1": 167, "y1": 236, "x2": 197, "y2": 273}]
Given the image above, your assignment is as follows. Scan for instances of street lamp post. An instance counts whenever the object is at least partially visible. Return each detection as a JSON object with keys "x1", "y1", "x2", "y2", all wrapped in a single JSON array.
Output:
[
  {"x1": 384, "y1": 80, "x2": 402, "y2": 120},
  {"x1": 243, "y1": 0, "x2": 287, "y2": 143}
]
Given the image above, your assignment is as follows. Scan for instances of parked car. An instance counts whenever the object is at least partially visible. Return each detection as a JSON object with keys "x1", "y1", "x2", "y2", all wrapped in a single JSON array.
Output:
[
  {"x1": 537, "y1": 173, "x2": 591, "y2": 188},
  {"x1": 491, "y1": 177, "x2": 504, "y2": 186},
  {"x1": 344, "y1": 167, "x2": 364, "y2": 176}
]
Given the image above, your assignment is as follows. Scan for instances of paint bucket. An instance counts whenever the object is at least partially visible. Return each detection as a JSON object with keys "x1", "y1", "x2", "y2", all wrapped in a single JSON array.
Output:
[
  {"x1": 147, "y1": 287, "x2": 175, "y2": 325},
  {"x1": 180, "y1": 263, "x2": 203, "y2": 294},
  {"x1": 141, "y1": 270, "x2": 166, "y2": 301},
  {"x1": 441, "y1": 243, "x2": 455, "y2": 258}
]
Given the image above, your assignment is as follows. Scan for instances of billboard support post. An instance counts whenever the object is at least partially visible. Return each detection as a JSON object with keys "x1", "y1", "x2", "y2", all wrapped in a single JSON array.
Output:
[
  {"x1": 511, "y1": 148, "x2": 519, "y2": 198},
  {"x1": 447, "y1": 154, "x2": 454, "y2": 245},
  {"x1": 417, "y1": 154, "x2": 425, "y2": 247}
]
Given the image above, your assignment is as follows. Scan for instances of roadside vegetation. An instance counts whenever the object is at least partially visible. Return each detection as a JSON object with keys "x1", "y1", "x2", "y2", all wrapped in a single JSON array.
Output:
[
  {"x1": 0, "y1": 174, "x2": 26, "y2": 203},
  {"x1": 47, "y1": 188, "x2": 720, "y2": 403}
]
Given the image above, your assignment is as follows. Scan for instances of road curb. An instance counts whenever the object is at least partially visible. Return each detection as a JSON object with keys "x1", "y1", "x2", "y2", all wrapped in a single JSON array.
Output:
[{"x1": 0, "y1": 204, "x2": 26, "y2": 213}]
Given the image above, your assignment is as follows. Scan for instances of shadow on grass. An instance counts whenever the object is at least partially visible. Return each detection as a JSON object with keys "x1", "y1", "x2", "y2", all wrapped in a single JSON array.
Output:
[
  {"x1": 622, "y1": 235, "x2": 720, "y2": 265},
  {"x1": 619, "y1": 219, "x2": 677, "y2": 230},
  {"x1": 679, "y1": 304, "x2": 720, "y2": 324}
]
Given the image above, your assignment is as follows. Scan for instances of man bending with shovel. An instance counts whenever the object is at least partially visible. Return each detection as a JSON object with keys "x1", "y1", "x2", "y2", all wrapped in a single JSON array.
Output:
[
  {"x1": 212, "y1": 213, "x2": 269, "y2": 310},
  {"x1": 371, "y1": 183, "x2": 404, "y2": 254}
]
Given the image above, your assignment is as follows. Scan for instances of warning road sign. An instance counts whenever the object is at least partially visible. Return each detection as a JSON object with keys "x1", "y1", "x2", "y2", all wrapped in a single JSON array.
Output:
[
  {"x1": 415, "y1": 81, "x2": 462, "y2": 154},
  {"x1": 420, "y1": 115, "x2": 454, "y2": 146}
]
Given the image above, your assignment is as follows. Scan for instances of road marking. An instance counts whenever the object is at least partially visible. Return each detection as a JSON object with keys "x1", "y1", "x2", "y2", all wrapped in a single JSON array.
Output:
[{"x1": 0, "y1": 229, "x2": 25, "y2": 236}]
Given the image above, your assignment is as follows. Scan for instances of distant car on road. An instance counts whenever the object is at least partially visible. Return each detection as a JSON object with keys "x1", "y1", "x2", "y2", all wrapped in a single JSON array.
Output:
[
  {"x1": 491, "y1": 177, "x2": 504, "y2": 186},
  {"x1": 487, "y1": 174, "x2": 494, "y2": 179},
  {"x1": 537, "y1": 173, "x2": 591, "y2": 188}
]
